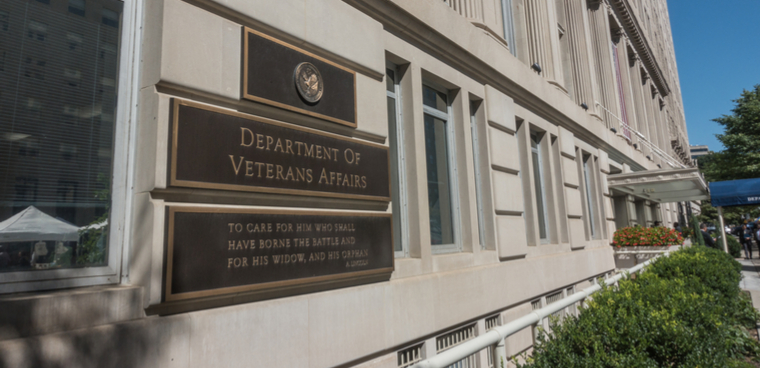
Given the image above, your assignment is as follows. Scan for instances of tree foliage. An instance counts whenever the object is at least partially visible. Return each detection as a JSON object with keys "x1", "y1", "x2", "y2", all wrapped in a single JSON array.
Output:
[
  {"x1": 700, "y1": 85, "x2": 760, "y2": 182},
  {"x1": 698, "y1": 85, "x2": 760, "y2": 221}
]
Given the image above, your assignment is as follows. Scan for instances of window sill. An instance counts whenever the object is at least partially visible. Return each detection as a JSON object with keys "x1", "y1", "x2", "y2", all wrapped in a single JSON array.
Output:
[{"x1": 0, "y1": 285, "x2": 143, "y2": 341}]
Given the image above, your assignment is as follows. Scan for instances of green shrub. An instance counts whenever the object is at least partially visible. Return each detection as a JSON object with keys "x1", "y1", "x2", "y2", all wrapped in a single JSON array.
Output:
[
  {"x1": 715, "y1": 234, "x2": 743, "y2": 258},
  {"x1": 690, "y1": 215, "x2": 705, "y2": 246},
  {"x1": 519, "y1": 246, "x2": 760, "y2": 368}
]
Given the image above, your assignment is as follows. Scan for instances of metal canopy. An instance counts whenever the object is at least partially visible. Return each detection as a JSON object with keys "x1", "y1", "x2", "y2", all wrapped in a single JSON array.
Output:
[{"x1": 607, "y1": 167, "x2": 709, "y2": 203}]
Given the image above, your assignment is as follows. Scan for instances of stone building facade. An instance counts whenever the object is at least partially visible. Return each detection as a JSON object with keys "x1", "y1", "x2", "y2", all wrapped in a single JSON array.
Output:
[{"x1": 0, "y1": 0, "x2": 693, "y2": 367}]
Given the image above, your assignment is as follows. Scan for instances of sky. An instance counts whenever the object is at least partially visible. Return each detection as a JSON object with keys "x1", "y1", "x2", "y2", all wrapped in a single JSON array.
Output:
[{"x1": 667, "y1": 1, "x2": 760, "y2": 152}]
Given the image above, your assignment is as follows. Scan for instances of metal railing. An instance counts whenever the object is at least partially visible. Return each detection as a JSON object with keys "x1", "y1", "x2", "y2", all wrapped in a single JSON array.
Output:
[{"x1": 410, "y1": 256, "x2": 664, "y2": 368}]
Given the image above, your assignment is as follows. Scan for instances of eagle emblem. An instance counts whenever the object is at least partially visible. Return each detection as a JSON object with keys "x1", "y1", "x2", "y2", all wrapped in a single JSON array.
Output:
[{"x1": 294, "y1": 62, "x2": 324, "y2": 103}]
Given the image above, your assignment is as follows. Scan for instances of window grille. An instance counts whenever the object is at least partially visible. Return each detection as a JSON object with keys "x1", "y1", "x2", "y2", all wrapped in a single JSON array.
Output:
[
  {"x1": 485, "y1": 316, "x2": 500, "y2": 368},
  {"x1": 566, "y1": 287, "x2": 577, "y2": 316},
  {"x1": 531, "y1": 299, "x2": 542, "y2": 342},
  {"x1": 437, "y1": 324, "x2": 477, "y2": 368},
  {"x1": 398, "y1": 344, "x2": 424, "y2": 368},
  {"x1": 485, "y1": 315, "x2": 500, "y2": 330},
  {"x1": 546, "y1": 291, "x2": 564, "y2": 320}
]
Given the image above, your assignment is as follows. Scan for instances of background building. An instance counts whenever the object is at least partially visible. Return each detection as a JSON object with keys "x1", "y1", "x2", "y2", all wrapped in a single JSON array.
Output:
[
  {"x1": 0, "y1": 0, "x2": 697, "y2": 367},
  {"x1": 690, "y1": 144, "x2": 711, "y2": 161}
]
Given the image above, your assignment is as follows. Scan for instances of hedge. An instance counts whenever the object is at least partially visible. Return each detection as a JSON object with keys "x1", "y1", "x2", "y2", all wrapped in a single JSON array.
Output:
[
  {"x1": 713, "y1": 233, "x2": 743, "y2": 258},
  {"x1": 518, "y1": 247, "x2": 760, "y2": 368}
]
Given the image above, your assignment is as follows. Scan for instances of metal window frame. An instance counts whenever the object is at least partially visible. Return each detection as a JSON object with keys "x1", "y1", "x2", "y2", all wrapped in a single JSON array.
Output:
[
  {"x1": 0, "y1": 0, "x2": 143, "y2": 293},
  {"x1": 469, "y1": 101, "x2": 487, "y2": 249},
  {"x1": 422, "y1": 83, "x2": 461, "y2": 254},
  {"x1": 530, "y1": 132, "x2": 550, "y2": 244},
  {"x1": 387, "y1": 63, "x2": 410, "y2": 258}
]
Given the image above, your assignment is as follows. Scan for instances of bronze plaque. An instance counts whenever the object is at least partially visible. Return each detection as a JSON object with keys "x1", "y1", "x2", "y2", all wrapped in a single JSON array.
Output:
[
  {"x1": 163, "y1": 207, "x2": 393, "y2": 302},
  {"x1": 243, "y1": 27, "x2": 356, "y2": 128},
  {"x1": 169, "y1": 99, "x2": 390, "y2": 201}
]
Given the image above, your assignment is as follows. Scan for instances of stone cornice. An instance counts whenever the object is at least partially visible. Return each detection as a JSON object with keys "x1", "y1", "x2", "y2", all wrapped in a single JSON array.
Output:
[{"x1": 607, "y1": 0, "x2": 671, "y2": 97}]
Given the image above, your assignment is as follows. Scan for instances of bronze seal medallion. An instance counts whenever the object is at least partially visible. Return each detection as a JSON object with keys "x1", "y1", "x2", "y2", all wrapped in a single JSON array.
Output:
[{"x1": 294, "y1": 62, "x2": 324, "y2": 103}]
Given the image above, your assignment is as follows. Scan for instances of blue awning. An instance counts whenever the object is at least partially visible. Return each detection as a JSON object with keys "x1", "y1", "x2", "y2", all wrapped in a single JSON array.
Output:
[{"x1": 709, "y1": 178, "x2": 760, "y2": 207}]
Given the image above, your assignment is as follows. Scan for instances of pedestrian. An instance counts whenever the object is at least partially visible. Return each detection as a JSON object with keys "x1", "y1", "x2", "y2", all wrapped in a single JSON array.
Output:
[
  {"x1": 673, "y1": 222, "x2": 681, "y2": 233},
  {"x1": 740, "y1": 224, "x2": 753, "y2": 259},
  {"x1": 700, "y1": 223, "x2": 716, "y2": 249}
]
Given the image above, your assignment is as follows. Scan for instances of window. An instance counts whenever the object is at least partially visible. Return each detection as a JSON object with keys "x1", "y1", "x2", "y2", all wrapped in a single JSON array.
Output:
[
  {"x1": 0, "y1": 0, "x2": 125, "y2": 285},
  {"x1": 423, "y1": 84, "x2": 458, "y2": 251},
  {"x1": 530, "y1": 133, "x2": 549, "y2": 242},
  {"x1": 67, "y1": 32, "x2": 83, "y2": 51},
  {"x1": 68, "y1": 0, "x2": 86, "y2": 16},
  {"x1": 387, "y1": 64, "x2": 408, "y2": 258},
  {"x1": 0, "y1": 11, "x2": 8, "y2": 31},
  {"x1": 470, "y1": 100, "x2": 486, "y2": 248},
  {"x1": 582, "y1": 155, "x2": 596, "y2": 238},
  {"x1": 436, "y1": 325, "x2": 477, "y2": 367},
  {"x1": 612, "y1": 41, "x2": 631, "y2": 140},
  {"x1": 0, "y1": 50, "x2": 5, "y2": 72},
  {"x1": 27, "y1": 20, "x2": 47, "y2": 41},
  {"x1": 554, "y1": 0, "x2": 574, "y2": 98},
  {"x1": 26, "y1": 97, "x2": 42, "y2": 111},
  {"x1": 102, "y1": 9, "x2": 119, "y2": 27},
  {"x1": 23, "y1": 56, "x2": 46, "y2": 80},
  {"x1": 501, "y1": 0, "x2": 516, "y2": 56}
]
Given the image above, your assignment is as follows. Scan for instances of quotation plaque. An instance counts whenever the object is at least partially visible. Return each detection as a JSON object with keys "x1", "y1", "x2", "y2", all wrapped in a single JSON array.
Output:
[{"x1": 164, "y1": 207, "x2": 393, "y2": 303}]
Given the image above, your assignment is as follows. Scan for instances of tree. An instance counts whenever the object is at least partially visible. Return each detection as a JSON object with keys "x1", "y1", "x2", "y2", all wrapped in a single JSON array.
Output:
[
  {"x1": 698, "y1": 202, "x2": 757, "y2": 227},
  {"x1": 700, "y1": 85, "x2": 760, "y2": 182},
  {"x1": 698, "y1": 85, "x2": 760, "y2": 223}
]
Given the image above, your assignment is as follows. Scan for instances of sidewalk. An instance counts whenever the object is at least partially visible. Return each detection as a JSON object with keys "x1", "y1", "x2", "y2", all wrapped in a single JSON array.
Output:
[{"x1": 739, "y1": 257, "x2": 760, "y2": 331}]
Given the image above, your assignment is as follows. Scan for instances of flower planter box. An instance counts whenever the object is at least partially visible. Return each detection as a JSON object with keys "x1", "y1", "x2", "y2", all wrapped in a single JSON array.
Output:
[{"x1": 613, "y1": 245, "x2": 682, "y2": 270}]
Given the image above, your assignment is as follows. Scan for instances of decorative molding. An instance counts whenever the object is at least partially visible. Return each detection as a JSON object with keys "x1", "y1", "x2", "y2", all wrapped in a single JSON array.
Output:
[
  {"x1": 495, "y1": 210, "x2": 524, "y2": 216},
  {"x1": 607, "y1": 0, "x2": 671, "y2": 96},
  {"x1": 491, "y1": 164, "x2": 520, "y2": 175},
  {"x1": 560, "y1": 151, "x2": 576, "y2": 160},
  {"x1": 488, "y1": 120, "x2": 516, "y2": 135}
]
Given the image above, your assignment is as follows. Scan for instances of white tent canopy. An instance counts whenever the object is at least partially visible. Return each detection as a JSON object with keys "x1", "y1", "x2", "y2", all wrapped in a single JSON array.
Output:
[{"x1": 0, "y1": 206, "x2": 80, "y2": 242}]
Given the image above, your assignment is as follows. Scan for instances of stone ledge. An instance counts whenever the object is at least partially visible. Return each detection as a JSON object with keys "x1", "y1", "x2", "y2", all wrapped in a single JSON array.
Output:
[{"x1": 0, "y1": 285, "x2": 144, "y2": 342}]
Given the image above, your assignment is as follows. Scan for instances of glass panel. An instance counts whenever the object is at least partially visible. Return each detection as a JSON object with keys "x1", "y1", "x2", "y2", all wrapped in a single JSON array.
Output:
[
  {"x1": 68, "y1": 0, "x2": 85, "y2": 17},
  {"x1": 387, "y1": 95, "x2": 402, "y2": 253},
  {"x1": 0, "y1": 0, "x2": 123, "y2": 272},
  {"x1": 531, "y1": 134, "x2": 547, "y2": 240},
  {"x1": 583, "y1": 158, "x2": 596, "y2": 238},
  {"x1": 422, "y1": 85, "x2": 447, "y2": 112},
  {"x1": 532, "y1": 150, "x2": 547, "y2": 240},
  {"x1": 386, "y1": 68, "x2": 395, "y2": 93},
  {"x1": 424, "y1": 114, "x2": 454, "y2": 245}
]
